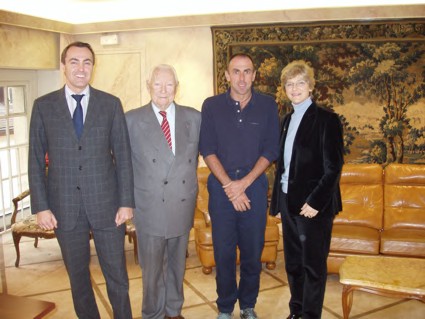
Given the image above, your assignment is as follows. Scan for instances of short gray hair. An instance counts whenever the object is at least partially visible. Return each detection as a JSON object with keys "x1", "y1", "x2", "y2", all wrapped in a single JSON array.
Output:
[{"x1": 147, "y1": 64, "x2": 179, "y2": 86}]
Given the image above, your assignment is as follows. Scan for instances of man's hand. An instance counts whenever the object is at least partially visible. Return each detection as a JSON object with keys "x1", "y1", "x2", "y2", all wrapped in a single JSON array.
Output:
[
  {"x1": 300, "y1": 203, "x2": 319, "y2": 218},
  {"x1": 223, "y1": 179, "x2": 249, "y2": 201},
  {"x1": 231, "y1": 192, "x2": 251, "y2": 212},
  {"x1": 115, "y1": 207, "x2": 133, "y2": 227},
  {"x1": 36, "y1": 210, "x2": 58, "y2": 230}
]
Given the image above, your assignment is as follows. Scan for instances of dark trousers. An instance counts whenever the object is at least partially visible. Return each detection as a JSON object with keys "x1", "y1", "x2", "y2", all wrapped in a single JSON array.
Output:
[
  {"x1": 55, "y1": 210, "x2": 131, "y2": 319},
  {"x1": 279, "y1": 192, "x2": 334, "y2": 319},
  {"x1": 208, "y1": 169, "x2": 268, "y2": 313}
]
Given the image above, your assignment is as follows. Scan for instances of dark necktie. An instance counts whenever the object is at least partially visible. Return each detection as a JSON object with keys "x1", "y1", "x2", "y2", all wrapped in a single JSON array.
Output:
[
  {"x1": 159, "y1": 111, "x2": 172, "y2": 149},
  {"x1": 72, "y1": 94, "x2": 84, "y2": 139}
]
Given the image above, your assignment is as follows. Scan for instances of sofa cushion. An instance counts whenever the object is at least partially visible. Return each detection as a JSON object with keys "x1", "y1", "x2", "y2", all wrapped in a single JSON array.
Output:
[
  {"x1": 383, "y1": 163, "x2": 425, "y2": 231},
  {"x1": 331, "y1": 224, "x2": 380, "y2": 254},
  {"x1": 380, "y1": 228, "x2": 425, "y2": 257},
  {"x1": 335, "y1": 164, "x2": 384, "y2": 230}
]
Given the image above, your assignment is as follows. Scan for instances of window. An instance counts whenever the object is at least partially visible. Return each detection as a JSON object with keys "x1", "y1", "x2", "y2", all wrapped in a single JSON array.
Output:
[{"x1": 0, "y1": 85, "x2": 29, "y2": 231}]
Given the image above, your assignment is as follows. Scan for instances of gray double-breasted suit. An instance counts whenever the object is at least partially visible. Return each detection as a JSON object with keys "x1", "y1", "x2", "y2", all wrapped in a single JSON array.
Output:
[
  {"x1": 28, "y1": 85, "x2": 134, "y2": 318},
  {"x1": 126, "y1": 103, "x2": 200, "y2": 238},
  {"x1": 125, "y1": 102, "x2": 201, "y2": 318}
]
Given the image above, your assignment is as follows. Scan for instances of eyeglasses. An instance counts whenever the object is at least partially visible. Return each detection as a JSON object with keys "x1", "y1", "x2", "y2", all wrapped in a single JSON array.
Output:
[{"x1": 284, "y1": 80, "x2": 308, "y2": 90}]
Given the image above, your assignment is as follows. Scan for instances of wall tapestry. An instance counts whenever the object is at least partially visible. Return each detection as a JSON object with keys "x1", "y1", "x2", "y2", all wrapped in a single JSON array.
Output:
[{"x1": 212, "y1": 20, "x2": 425, "y2": 164}]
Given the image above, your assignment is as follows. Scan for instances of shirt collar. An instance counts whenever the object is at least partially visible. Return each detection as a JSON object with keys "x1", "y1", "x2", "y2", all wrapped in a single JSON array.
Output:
[
  {"x1": 292, "y1": 97, "x2": 312, "y2": 115},
  {"x1": 65, "y1": 85, "x2": 90, "y2": 99},
  {"x1": 225, "y1": 88, "x2": 257, "y2": 107},
  {"x1": 151, "y1": 102, "x2": 175, "y2": 116}
]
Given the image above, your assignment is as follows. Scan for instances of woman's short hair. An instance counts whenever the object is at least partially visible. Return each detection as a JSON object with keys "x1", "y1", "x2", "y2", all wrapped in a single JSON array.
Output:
[{"x1": 280, "y1": 60, "x2": 315, "y2": 90}]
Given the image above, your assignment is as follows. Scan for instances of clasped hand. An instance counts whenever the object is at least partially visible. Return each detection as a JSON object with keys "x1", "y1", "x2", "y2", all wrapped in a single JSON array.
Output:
[{"x1": 223, "y1": 180, "x2": 251, "y2": 212}]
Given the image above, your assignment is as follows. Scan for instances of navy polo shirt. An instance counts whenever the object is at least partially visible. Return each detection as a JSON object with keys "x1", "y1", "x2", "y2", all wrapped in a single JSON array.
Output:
[{"x1": 199, "y1": 89, "x2": 280, "y2": 172}]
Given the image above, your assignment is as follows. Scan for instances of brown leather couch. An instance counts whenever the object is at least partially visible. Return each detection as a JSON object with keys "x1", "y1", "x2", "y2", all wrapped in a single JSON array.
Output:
[
  {"x1": 194, "y1": 166, "x2": 281, "y2": 274},
  {"x1": 328, "y1": 163, "x2": 425, "y2": 273}
]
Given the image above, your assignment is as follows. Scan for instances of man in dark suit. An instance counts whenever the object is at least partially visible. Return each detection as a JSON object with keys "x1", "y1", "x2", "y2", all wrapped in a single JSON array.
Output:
[
  {"x1": 28, "y1": 41, "x2": 134, "y2": 319},
  {"x1": 125, "y1": 64, "x2": 201, "y2": 319},
  {"x1": 270, "y1": 60, "x2": 344, "y2": 319}
]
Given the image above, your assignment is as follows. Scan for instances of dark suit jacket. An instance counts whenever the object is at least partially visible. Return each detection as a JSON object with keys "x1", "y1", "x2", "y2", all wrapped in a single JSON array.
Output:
[
  {"x1": 28, "y1": 86, "x2": 135, "y2": 231},
  {"x1": 270, "y1": 102, "x2": 344, "y2": 217},
  {"x1": 125, "y1": 103, "x2": 201, "y2": 239}
]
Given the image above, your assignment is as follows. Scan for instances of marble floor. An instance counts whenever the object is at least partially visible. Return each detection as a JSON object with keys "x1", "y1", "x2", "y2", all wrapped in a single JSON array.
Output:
[{"x1": 0, "y1": 229, "x2": 424, "y2": 319}]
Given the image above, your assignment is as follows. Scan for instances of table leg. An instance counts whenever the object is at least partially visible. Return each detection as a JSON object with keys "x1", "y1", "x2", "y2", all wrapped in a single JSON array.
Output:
[{"x1": 342, "y1": 284, "x2": 354, "y2": 319}]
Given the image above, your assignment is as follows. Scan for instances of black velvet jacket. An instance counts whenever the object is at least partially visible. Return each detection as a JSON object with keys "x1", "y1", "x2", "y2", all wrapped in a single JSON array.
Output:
[{"x1": 269, "y1": 102, "x2": 344, "y2": 217}]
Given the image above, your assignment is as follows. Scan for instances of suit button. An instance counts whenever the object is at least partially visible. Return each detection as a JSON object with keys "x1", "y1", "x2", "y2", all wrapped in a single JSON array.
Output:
[
  {"x1": 78, "y1": 146, "x2": 82, "y2": 150},
  {"x1": 164, "y1": 181, "x2": 168, "y2": 185},
  {"x1": 77, "y1": 186, "x2": 80, "y2": 190},
  {"x1": 188, "y1": 159, "x2": 192, "y2": 163},
  {"x1": 153, "y1": 159, "x2": 156, "y2": 163},
  {"x1": 79, "y1": 166, "x2": 82, "y2": 170},
  {"x1": 182, "y1": 180, "x2": 185, "y2": 184}
]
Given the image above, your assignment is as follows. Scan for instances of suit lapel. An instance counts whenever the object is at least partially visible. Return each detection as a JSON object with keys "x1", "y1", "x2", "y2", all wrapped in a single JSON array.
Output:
[
  {"x1": 145, "y1": 103, "x2": 175, "y2": 165},
  {"x1": 174, "y1": 104, "x2": 189, "y2": 158},
  {"x1": 279, "y1": 112, "x2": 292, "y2": 164},
  {"x1": 52, "y1": 87, "x2": 80, "y2": 142},
  {"x1": 294, "y1": 103, "x2": 316, "y2": 144},
  {"x1": 81, "y1": 88, "x2": 100, "y2": 140}
]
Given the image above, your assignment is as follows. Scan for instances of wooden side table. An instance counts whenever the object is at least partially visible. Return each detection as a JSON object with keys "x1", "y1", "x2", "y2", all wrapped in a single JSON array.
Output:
[
  {"x1": 339, "y1": 256, "x2": 425, "y2": 319},
  {"x1": 0, "y1": 293, "x2": 55, "y2": 319}
]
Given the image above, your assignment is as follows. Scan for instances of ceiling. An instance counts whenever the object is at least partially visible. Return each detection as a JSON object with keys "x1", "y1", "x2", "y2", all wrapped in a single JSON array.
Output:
[{"x1": 1, "y1": 0, "x2": 423, "y2": 24}]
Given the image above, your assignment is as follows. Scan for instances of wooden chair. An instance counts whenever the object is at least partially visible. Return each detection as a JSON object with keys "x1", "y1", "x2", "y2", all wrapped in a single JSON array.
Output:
[
  {"x1": 125, "y1": 219, "x2": 138, "y2": 264},
  {"x1": 10, "y1": 190, "x2": 56, "y2": 267}
]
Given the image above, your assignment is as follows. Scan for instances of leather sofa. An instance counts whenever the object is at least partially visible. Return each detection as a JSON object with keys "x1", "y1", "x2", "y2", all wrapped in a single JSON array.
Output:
[
  {"x1": 328, "y1": 163, "x2": 425, "y2": 273},
  {"x1": 194, "y1": 163, "x2": 425, "y2": 275},
  {"x1": 194, "y1": 166, "x2": 281, "y2": 274}
]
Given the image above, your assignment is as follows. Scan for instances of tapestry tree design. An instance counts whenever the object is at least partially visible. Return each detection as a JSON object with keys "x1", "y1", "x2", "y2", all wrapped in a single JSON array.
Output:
[{"x1": 212, "y1": 21, "x2": 425, "y2": 164}]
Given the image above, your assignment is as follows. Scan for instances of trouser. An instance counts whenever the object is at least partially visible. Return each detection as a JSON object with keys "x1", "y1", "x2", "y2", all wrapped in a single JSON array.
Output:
[
  {"x1": 55, "y1": 210, "x2": 131, "y2": 319},
  {"x1": 138, "y1": 232, "x2": 190, "y2": 319},
  {"x1": 208, "y1": 169, "x2": 268, "y2": 313},
  {"x1": 279, "y1": 192, "x2": 334, "y2": 319}
]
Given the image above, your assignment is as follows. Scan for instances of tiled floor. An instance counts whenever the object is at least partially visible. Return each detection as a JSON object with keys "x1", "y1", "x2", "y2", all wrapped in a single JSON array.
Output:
[{"x1": 1, "y1": 229, "x2": 424, "y2": 319}]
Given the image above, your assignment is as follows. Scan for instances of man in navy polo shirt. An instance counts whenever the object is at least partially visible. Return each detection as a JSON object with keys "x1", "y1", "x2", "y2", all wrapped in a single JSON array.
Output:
[{"x1": 199, "y1": 53, "x2": 279, "y2": 319}]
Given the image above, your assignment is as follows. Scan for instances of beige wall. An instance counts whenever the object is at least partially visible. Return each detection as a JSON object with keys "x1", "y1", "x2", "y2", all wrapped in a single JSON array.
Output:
[
  {"x1": 0, "y1": 24, "x2": 59, "y2": 69},
  {"x1": 74, "y1": 27, "x2": 213, "y2": 112},
  {"x1": 0, "y1": 25, "x2": 213, "y2": 112}
]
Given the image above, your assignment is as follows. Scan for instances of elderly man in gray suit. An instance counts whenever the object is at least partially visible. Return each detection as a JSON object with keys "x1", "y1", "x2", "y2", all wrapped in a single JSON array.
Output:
[
  {"x1": 126, "y1": 64, "x2": 201, "y2": 319},
  {"x1": 28, "y1": 41, "x2": 134, "y2": 319}
]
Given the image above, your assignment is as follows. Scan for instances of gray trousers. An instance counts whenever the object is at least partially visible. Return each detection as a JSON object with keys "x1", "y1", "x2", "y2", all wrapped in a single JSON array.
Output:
[{"x1": 138, "y1": 231, "x2": 190, "y2": 319}]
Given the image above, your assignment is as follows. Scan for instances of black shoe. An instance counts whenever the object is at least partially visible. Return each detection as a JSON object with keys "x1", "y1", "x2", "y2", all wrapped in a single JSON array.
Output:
[{"x1": 286, "y1": 315, "x2": 302, "y2": 319}]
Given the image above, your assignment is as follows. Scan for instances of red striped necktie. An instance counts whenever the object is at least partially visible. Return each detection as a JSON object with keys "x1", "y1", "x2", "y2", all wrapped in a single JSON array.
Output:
[{"x1": 159, "y1": 111, "x2": 172, "y2": 149}]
